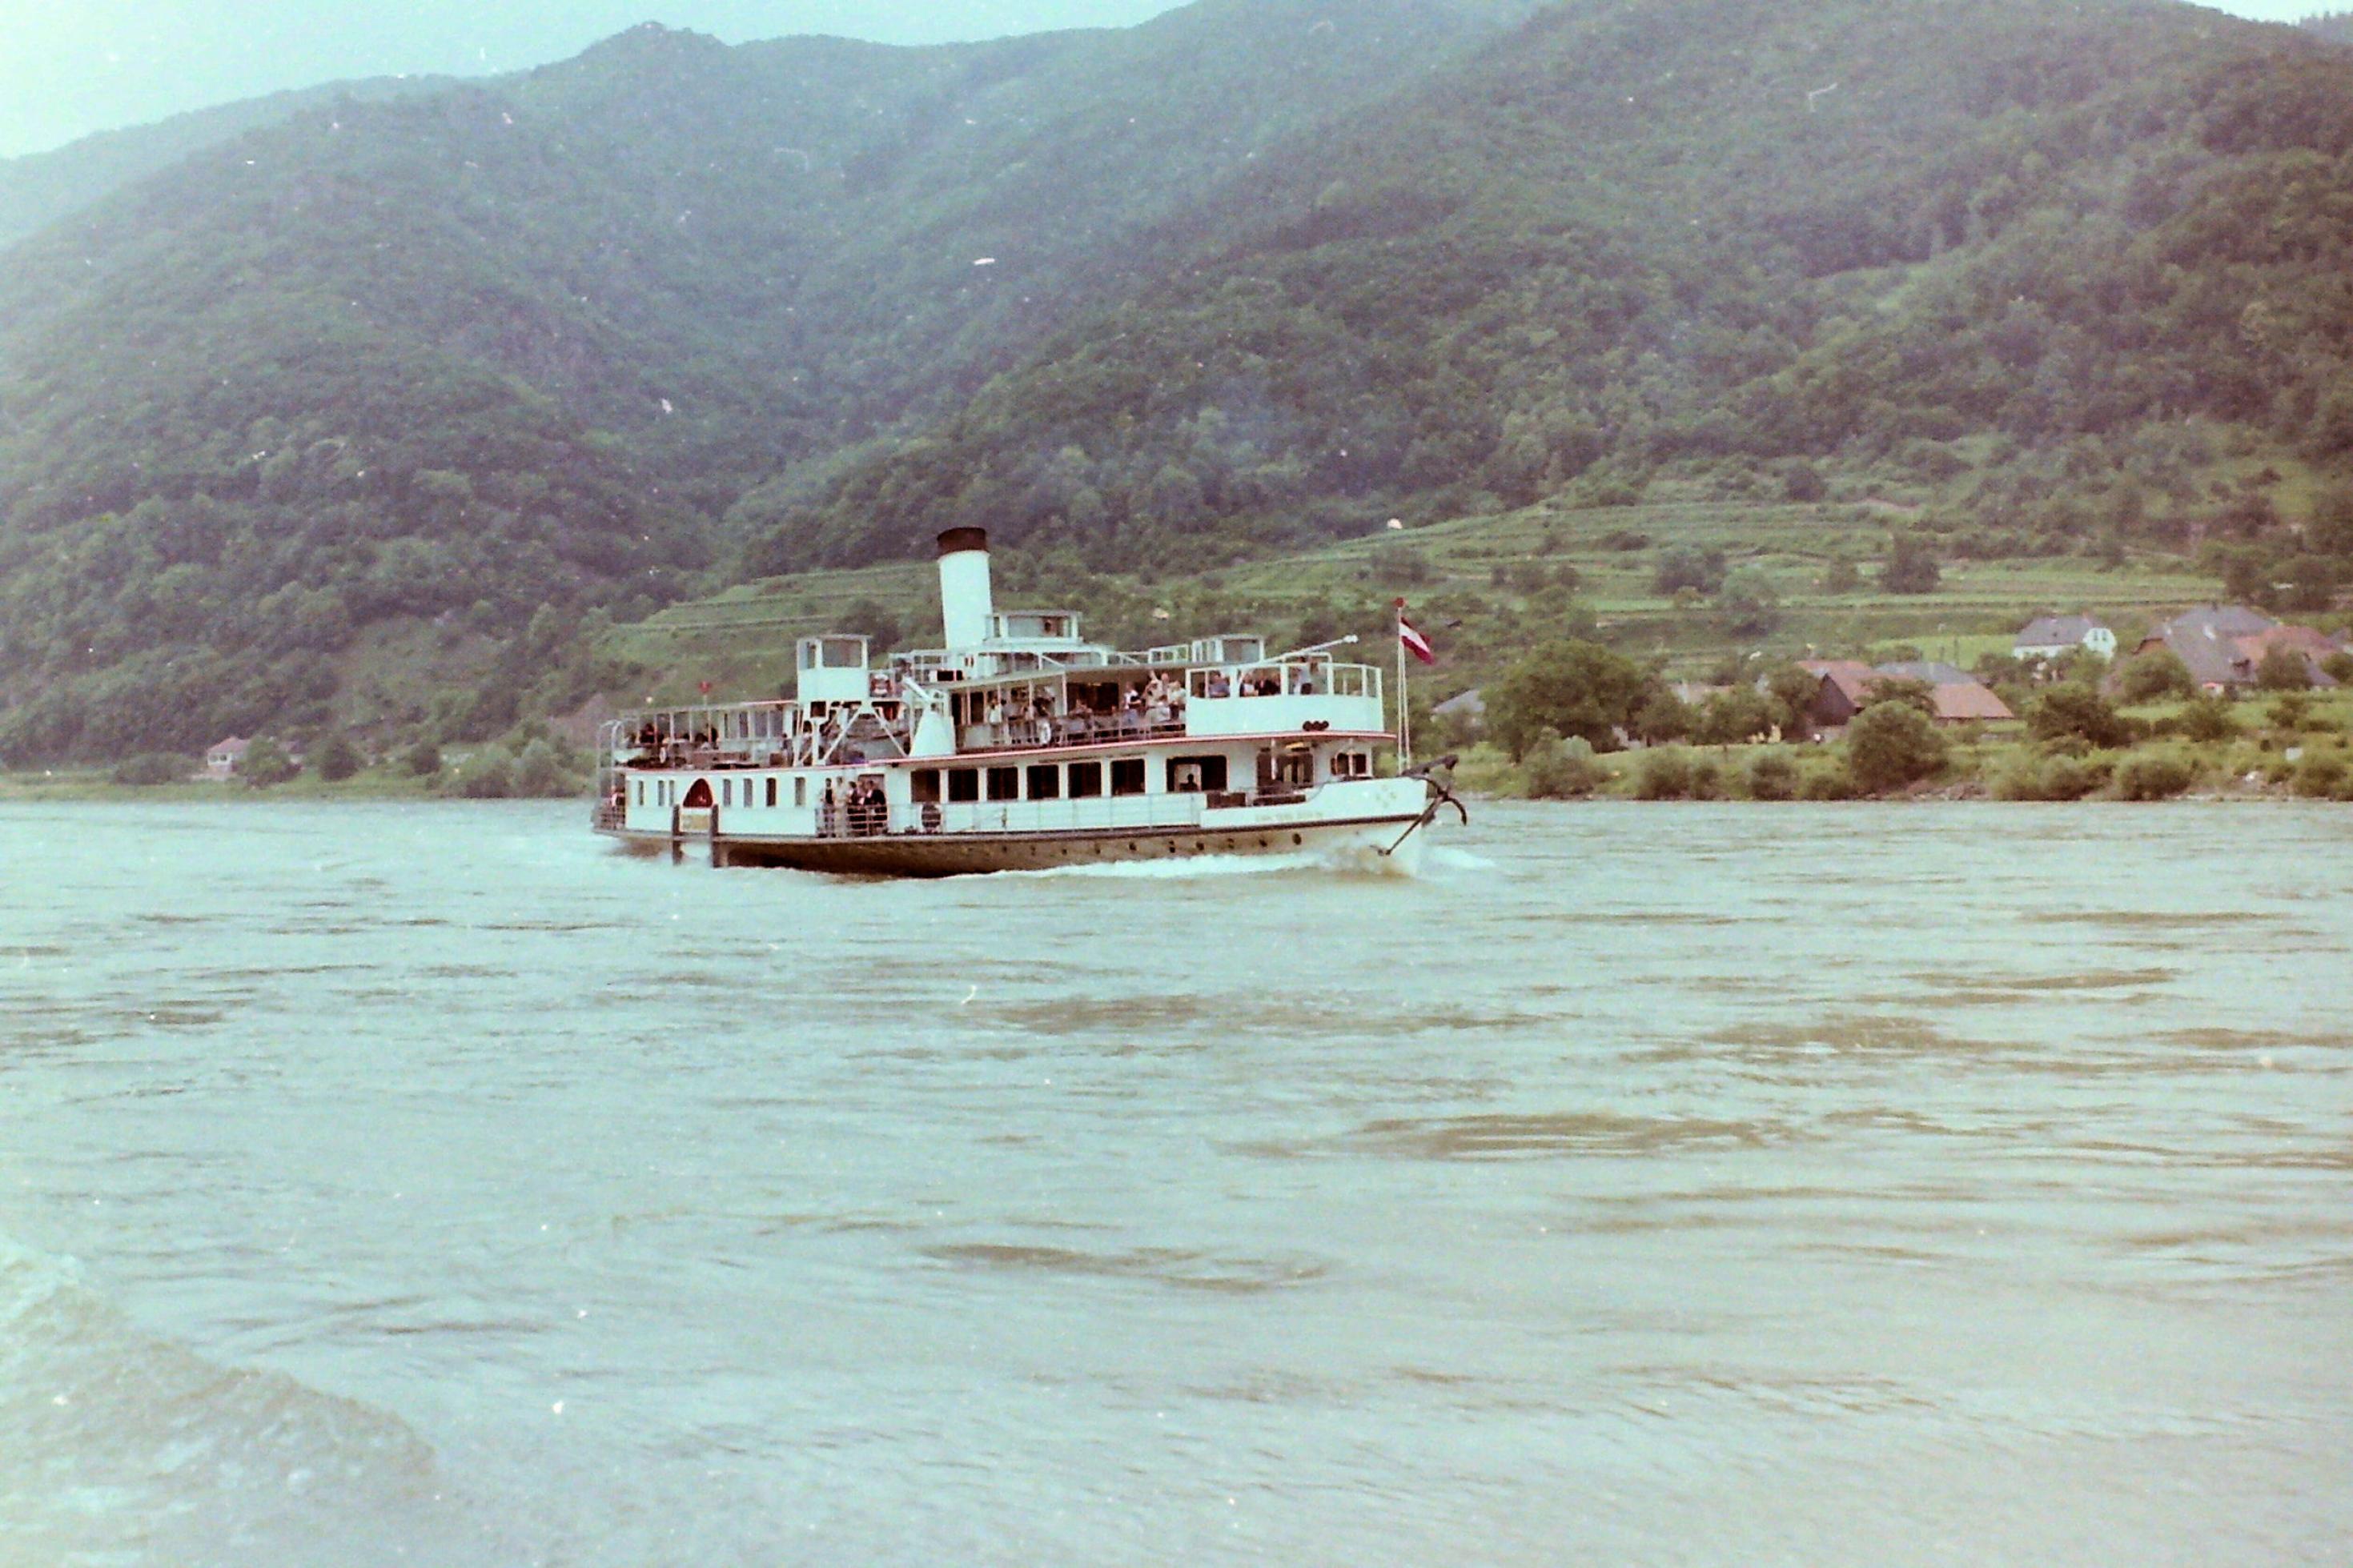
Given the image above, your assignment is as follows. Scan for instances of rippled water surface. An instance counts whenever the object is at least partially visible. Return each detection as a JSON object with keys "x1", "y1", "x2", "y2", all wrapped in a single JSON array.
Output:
[{"x1": 3, "y1": 800, "x2": 2350, "y2": 1566}]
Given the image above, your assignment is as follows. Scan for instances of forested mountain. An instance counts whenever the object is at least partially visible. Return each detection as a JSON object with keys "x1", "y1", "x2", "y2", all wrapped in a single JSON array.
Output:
[
  {"x1": 2305, "y1": 14, "x2": 2353, "y2": 46},
  {"x1": 769, "y1": 0, "x2": 2353, "y2": 576},
  {"x1": 0, "y1": 0, "x2": 1529, "y2": 758},
  {"x1": 0, "y1": 76, "x2": 452, "y2": 250},
  {"x1": 3, "y1": 0, "x2": 2351, "y2": 763}
]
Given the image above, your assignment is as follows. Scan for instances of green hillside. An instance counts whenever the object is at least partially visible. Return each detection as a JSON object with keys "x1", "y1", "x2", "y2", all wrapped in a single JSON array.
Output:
[
  {"x1": 0, "y1": 75, "x2": 453, "y2": 250},
  {"x1": 2, "y1": 0, "x2": 2351, "y2": 764},
  {"x1": 767, "y1": 0, "x2": 2353, "y2": 583},
  {"x1": 0, "y1": 2, "x2": 1526, "y2": 760}
]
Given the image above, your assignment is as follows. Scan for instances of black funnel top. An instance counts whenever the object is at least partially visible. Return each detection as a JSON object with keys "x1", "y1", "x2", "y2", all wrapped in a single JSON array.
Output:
[{"x1": 936, "y1": 527, "x2": 989, "y2": 555}]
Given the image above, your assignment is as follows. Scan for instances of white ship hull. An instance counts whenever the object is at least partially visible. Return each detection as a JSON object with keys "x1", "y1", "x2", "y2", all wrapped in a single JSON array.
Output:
[{"x1": 600, "y1": 776, "x2": 1436, "y2": 878}]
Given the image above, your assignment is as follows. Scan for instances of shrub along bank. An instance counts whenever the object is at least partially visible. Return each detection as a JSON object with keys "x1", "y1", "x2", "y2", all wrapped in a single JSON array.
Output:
[{"x1": 1443, "y1": 686, "x2": 2353, "y2": 802}]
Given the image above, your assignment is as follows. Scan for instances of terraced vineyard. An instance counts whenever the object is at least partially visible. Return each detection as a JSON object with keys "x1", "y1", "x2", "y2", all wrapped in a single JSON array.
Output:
[{"x1": 608, "y1": 495, "x2": 2221, "y2": 708}]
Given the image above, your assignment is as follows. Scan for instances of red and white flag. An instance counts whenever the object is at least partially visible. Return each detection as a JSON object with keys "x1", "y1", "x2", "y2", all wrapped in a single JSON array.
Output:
[{"x1": 1397, "y1": 602, "x2": 1436, "y2": 665}]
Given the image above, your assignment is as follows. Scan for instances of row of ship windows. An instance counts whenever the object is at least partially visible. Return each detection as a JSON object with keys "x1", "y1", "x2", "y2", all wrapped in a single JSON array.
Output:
[{"x1": 635, "y1": 752, "x2": 1371, "y2": 812}]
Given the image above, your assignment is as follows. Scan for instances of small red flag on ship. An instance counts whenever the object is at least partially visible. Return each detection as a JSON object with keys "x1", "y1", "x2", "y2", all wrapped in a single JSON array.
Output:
[
  {"x1": 697, "y1": 680, "x2": 713, "y2": 696},
  {"x1": 1397, "y1": 601, "x2": 1436, "y2": 665}
]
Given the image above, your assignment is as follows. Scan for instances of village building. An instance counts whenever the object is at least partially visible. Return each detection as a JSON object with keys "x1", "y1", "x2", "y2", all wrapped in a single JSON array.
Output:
[
  {"x1": 204, "y1": 736, "x2": 249, "y2": 780},
  {"x1": 1796, "y1": 659, "x2": 2014, "y2": 729},
  {"x1": 1873, "y1": 661, "x2": 2018, "y2": 724},
  {"x1": 2013, "y1": 614, "x2": 2116, "y2": 661},
  {"x1": 1795, "y1": 660, "x2": 1879, "y2": 728},
  {"x1": 2134, "y1": 607, "x2": 2343, "y2": 691}
]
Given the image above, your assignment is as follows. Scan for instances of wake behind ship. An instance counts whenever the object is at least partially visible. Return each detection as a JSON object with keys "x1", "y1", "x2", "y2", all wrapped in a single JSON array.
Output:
[{"x1": 592, "y1": 528, "x2": 1458, "y2": 876}]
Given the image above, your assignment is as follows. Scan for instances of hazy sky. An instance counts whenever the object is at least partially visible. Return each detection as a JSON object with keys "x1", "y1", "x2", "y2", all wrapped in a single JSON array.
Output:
[{"x1": 0, "y1": 0, "x2": 2336, "y2": 159}]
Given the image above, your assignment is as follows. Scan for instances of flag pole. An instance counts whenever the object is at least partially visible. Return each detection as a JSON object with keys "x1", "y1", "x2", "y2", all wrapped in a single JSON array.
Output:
[{"x1": 1395, "y1": 598, "x2": 1411, "y2": 770}]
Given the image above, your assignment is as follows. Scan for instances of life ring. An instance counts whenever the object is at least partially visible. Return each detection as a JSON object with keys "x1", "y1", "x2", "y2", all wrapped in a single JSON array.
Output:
[{"x1": 921, "y1": 801, "x2": 943, "y2": 833}]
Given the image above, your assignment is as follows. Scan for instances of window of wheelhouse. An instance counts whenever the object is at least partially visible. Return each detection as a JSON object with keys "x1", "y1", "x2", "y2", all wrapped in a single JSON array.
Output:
[
  {"x1": 1027, "y1": 764, "x2": 1062, "y2": 800},
  {"x1": 947, "y1": 768, "x2": 981, "y2": 803},
  {"x1": 911, "y1": 769, "x2": 942, "y2": 804},
  {"x1": 1069, "y1": 760, "x2": 1104, "y2": 798},
  {"x1": 1166, "y1": 755, "x2": 1227, "y2": 793},
  {"x1": 1110, "y1": 758, "x2": 1146, "y2": 796},
  {"x1": 986, "y1": 766, "x2": 1020, "y2": 802},
  {"x1": 765, "y1": 777, "x2": 779, "y2": 807}
]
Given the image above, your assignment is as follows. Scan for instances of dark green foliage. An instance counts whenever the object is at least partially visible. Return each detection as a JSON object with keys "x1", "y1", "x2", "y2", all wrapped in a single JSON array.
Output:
[
  {"x1": 240, "y1": 738, "x2": 298, "y2": 787},
  {"x1": 1487, "y1": 639, "x2": 1656, "y2": 757},
  {"x1": 1821, "y1": 559, "x2": 1862, "y2": 594},
  {"x1": 450, "y1": 752, "x2": 516, "y2": 799},
  {"x1": 1653, "y1": 549, "x2": 1728, "y2": 597},
  {"x1": 2114, "y1": 752, "x2": 2195, "y2": 800},
  {"x1": 1800, "y1": 764, "x2": 1859, "y2": 801},
  {"x1": 840, "y1": 600, "x2": 904, "y2": 655},
  {"x1": 109, "y1": 752, "x2": 190, "y2": 786},
  {"x1": 1781, "y1": 463, "x2": 1826, "y2": 503},
  {"x1": 1713, "y1": 568, "x2": 1781, "y2": 636},
  {"x1": 2321, "y1": 651, "x2": 2353, "y2": 685},
  {"x1": 1745, "y1": 752, "x2": 1799, "y2": 800},
  {"x1": 404, "y1": 742, "x2": 443, "y2": 776},
  {"x1": 1632, "y1": 689, "x2": 1692, "y2": 746},
  {"x1": 1880, "y1": 536, "x2": 1942, "y2": 596},
  {"x1": 2256, "y1": 644, "x2": 2313, "y2": 691},
  {"x1": 1864, "y1": 677, "x2": 1938, "y2": 718},
  {"x1": 1845, "y1": 703, "x2": 1948, "y2": 794},
  {"x1": 1523, "y1": 732, "x2": 1604, "y2": 799},
  {"x1": 2293, "y1": 752, "x2": 2350, "y2": 798},
  {"x1": 316, "y1": 733, "x2": 363, "y2": 782},
  {"x1": 2029, "y1": 685, "x2": 2131, "y2": 748},
  {"x1": 1692, "y1": 688, "x2": 1773, "y2": 746},
  {"x1": 2175, "y1": 694, "x2": 2241, "y2": 744},
  {"x1": 1763, "y1": 664, "x2": 1820, "y2": 740},
  {"x1": 1634, "y1": 750, "x2": 1693, "y2": 800},
  {"x1": 510, "y1": 739, "x2": 574, "y2": 798},
  {"x1": 2112, "y1": 647, "x2": 2195, "y2": 702},
  {"x1": 1995, "y1": 752, "x2": 2102, "y2": 801}
]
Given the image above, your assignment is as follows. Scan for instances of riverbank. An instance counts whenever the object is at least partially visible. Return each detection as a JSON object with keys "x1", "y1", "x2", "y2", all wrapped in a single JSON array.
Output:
[
  {"x1": 1447, "y1": 687, "x2": 2353, "y2": 803},
  {"x1": 0, "y1": 767, "x2": 493, "y2": 804}
]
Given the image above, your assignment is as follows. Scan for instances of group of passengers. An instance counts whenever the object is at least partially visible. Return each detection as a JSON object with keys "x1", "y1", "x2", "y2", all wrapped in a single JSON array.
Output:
[
  {"x1": 822, "y1": 776, "x2": 889, "y2": 838},
  {"x1": 628, "y1": 723, "x2": 722, "y2": 768}
]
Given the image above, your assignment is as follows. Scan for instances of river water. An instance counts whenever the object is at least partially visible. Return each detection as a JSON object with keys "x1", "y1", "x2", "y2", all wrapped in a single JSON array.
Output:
[{"x1": 2, "y1": 800, "x2": 2348, "y2": 1566}]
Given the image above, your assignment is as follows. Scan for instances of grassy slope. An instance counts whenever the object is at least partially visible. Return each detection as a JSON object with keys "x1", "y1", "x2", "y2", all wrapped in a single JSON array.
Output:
[{"x1": 608, "y1": 495, "x2": 2223, "y2": 708}]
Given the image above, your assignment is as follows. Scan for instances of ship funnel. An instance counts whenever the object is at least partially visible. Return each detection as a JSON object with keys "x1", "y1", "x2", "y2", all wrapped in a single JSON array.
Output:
[{"x1": 936, "y1": 527, "x2": 994, "y2": 648}]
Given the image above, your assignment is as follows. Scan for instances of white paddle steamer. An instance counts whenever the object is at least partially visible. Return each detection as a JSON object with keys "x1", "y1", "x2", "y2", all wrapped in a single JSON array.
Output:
[{"x1": 592, "y1": 528, "x2": 1460, "y2": 876}]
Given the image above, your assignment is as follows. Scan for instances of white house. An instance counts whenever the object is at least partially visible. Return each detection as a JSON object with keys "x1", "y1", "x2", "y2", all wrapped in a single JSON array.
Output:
[
  {"x1": 2013, "y1": 614, "x2": 2116, "y2": 661},
  {"x1": 204, "y1": 736, "x2": 249, "y2": 780}
]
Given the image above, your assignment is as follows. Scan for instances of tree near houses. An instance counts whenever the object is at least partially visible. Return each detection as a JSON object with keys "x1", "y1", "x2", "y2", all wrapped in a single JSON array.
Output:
[
  {"x1": 239, "y1": 739, "x2": 299, "y2": 788},
  {"x1": 1487, "y1": 640, "x2": 1656, "y2": 759},
  {"x1": 1863, "y1": 677, "x2": 1937, "y2": 718},
  {"x1": 1692, "y1": 688, "x2": 1774, "y2": 747},
  {"x1": 2029, "y1": 686, "x2": 2133, "y2": 749},
  {"x1": 2256, "y1": 644, "x2": 2313, "y2": 691},
  {"x1": 2112, "y1": 648, "x2": 2194, "y2": 703},
  {"x1": 1632, "y1": 689, "x2": 1692, "y2": 746},
  {"x1": 1764, "y1": 664, "x2": 1821, "y2": 741},
  {"x1": 1845, "y1": 704, "x2": 1948, "y2": 795}
]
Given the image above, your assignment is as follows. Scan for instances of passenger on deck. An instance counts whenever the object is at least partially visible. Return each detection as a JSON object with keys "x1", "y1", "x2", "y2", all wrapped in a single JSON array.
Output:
[
  {"x1": 985, "y1": 698, "x2": 1005, "y2": 745},
  {"x1": 1206, "y1": 671, "x2": 1231, "y2": 699}
]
